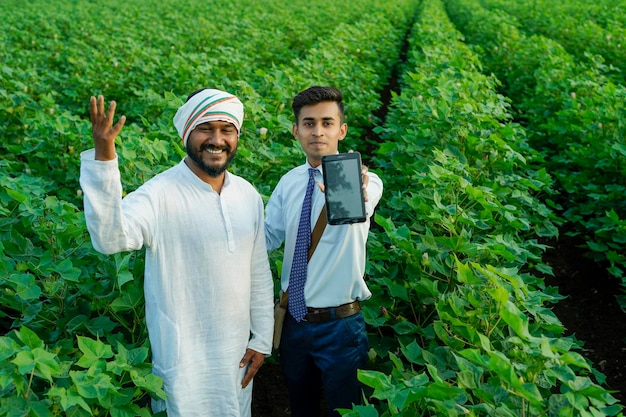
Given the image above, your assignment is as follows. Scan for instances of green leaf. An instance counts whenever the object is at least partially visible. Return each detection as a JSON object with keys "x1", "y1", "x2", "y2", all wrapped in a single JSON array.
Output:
[
  {"x1": 561, "y1": 352, "x2": 591, "y2": 371},
  {"x1": 357, "y1": 370, "x2": 393, "y2": 392},
  {"x1": 546, "y1": 364, "x2": 577, "y2": 384},
  {"x1": 116, "y1": 342, "x2": 149, "y2": 367},
  {"x1": 519, "y1": 382, "x2": 544, "y2": 405},
  {"x1": 86, "y1": 316, "x2": 118, "y2": 337},
  {"x1": 12, "y1": 350, "x2": 37, "y2": 375},
  {"x1": 117, "y1": 270, "x2": 134, "y2": 287},
  {"x1": 586, "y1": 240, "x2": 608, "y2": 252},
  {"x1": 457, "y1": 370, "x2": 478, "y2": 389},
  {"x1": 389, "y1": 352, "x2": 404, "y2": 372},
  {"x1": 76, "y1": 336, "x2": 114, "y2": 369},
  {"x1": 110, "y1": 404, "x2": 153, "y2": 417},
  {"x1": 0, "y1": 337, "x2": 20, "y2": 362},
  {"x1": 16, "y1": 326, "x2": 44, "y2": 350},
  {"x1": 337, "y1": 405, "x2": 379, "y2": 417},
  {"x1": 47, "y1": 386, "x2": 92, "y2": 413},
  {"x1": 611, "y1": 143, "x2": 626, "y2": 157},
  {"x1": 6, "y1": 188, "x2": 28, "y2": 204},
  {"x1": 70, "y1": 369, "x2": 116, "y2": 400},
  {"x1": 114, "y1": 253, "x2": 135, "y2": 287},
  {"x1": 8, "y1": 273, "x2": 41, "y2": 301},
  {"x1": 129, "y1": 370, "x2": 166, "y2": 400},
  {"x1": 66, "y1": 315, "x2": 89, "y2": 333},
  {"x1": 500, "y1": 301, "x2": 533, "y2": 341},
  {"x1": 401, "y1": 340, "x2": 424, "y2": 365},
  {"x1": 51, "y1": 258, "x2": 82, "y2": 282},
  {"x1": 455, "y1": 259, "x2": 481, "y2": 285},
  {"x1": 488, "y1": 351, "x2": 519, "y2": 389},
  {"x1": 381, "y1": 278, "x2": 408, "y2": 301},
  {"x1": 32, "y1": 347, "x2": 61, "y2": 382},
  {"x1": 10, "y1": 350, "x2": 60, "y2": 390},
  {"x1": 392, "y1": 320, "x2": 419, "y2": 335},
  {"x1": 29, "y1": 400, "x2": 55, "y2": 417},
  {"x1": 423, "y1": 381, "x2": 463, "y2": 400},
  {"x1": 459, "y1": 348, "x2": 489, "y2": 367},
  {"x1": 110, "y1": 285, "x2": 144, "y2": 312}
]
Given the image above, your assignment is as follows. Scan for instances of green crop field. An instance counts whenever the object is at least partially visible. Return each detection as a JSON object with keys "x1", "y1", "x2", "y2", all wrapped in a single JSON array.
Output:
[{"x1": 1, "y1": 0, "x2": 625, "y2": 415}]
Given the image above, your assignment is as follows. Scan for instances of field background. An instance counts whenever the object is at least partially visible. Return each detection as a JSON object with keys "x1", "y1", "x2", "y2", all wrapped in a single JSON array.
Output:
[{"x1": 1, "y1": 0, "x2": 625, "y2": 415}]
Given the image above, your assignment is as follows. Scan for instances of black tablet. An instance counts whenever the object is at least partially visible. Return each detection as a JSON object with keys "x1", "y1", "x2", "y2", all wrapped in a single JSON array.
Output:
[{"x1": 321, "y1": 152, "x2": 367, "y2": 225}]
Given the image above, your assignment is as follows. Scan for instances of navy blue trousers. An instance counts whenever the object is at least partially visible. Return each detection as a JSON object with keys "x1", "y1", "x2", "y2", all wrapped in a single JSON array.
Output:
[{"x1": 279, "y1": 311, "x2": 369, "y2": 417}]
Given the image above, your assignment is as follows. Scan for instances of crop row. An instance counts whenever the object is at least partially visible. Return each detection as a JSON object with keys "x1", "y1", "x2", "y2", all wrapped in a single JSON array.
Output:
[
  {"x1": 0, "y1": 0, "x2": 407, "y2": 200},
  {"x1": 0, "y1": 0, "x2": 419, "y2": 415},
  {"x1": 1, "y1": 0, "x2": 625, "y2": 415},
  {"x1": 346, "y1": 0, "x2": 622, "y2": 415},
  {"x1": 478, "y1": 0, "x2": 626, "y2": 84},
  {"x1": 445, "y1": 0, "x2": 626, "y2": 304},
  {"x1": 543, "y1": 0, "x2": 626, "y2": 29}
]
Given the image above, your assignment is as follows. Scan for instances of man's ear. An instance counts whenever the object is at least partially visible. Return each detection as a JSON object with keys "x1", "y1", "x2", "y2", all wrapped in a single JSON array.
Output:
[
  {"x1": 339, "y1": 123, "x2": 348, "y2": 141},
  {"x1": 292, "y1": 123, "x2": 299, "y2": 138}
]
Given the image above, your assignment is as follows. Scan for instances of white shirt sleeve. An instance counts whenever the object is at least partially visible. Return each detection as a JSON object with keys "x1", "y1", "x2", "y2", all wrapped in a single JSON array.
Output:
[
  {"x1": 79, "y1": 149, "x2": 152, "y2": 255},
  {"x1": 247, "y1": 194, "x2": 275, "y2": 355},
  {"x1": 364, "y1": 171, "x2": 383, "y2": 217},
  {"x1": 264, "y1": 177, "x2": 287, "y2": 253}
]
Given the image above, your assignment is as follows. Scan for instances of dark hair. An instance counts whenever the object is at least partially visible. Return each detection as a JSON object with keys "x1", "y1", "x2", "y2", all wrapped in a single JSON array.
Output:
[
  {"x1": 292, "y1": 86, "x2": 344, "y2": 123},
  {"x1": 186, "y1": 88, "x2": 207, "y2": 102}
]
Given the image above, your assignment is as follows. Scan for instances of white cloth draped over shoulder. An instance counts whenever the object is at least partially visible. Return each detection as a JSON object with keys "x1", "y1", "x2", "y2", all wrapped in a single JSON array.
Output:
[{"x1": 80, "y1": 149, "x2": 274, "y2": 416}]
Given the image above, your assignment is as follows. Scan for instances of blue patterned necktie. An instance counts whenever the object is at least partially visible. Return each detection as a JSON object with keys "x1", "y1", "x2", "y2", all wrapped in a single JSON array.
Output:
[{"x1": 288, "y1": 168, "x2": 317, "y2": 322}]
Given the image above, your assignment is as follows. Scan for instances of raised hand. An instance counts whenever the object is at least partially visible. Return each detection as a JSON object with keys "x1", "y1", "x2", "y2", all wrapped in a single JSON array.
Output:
[{"x1": 89, "y1": 95, "x2": 126, "y2": 161}]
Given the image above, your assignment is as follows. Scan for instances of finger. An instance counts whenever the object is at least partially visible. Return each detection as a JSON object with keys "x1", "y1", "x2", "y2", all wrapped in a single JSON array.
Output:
[
  {"x1": 111, "y1": 115, "x2": 127, "y2": 137},
  {"x1": 239, "y1": 350, "x2": 253, "y2": 368},
  {"x1": 361, "y1": 170, "x2": 369, "y2": 202},
  {"x1": 362, "y1": 169, "x2": 370, "y2": 188},
  {"x1": 241, "y1": 366, "x2": 255, "y2": 388},
  {"x1": 241, "y1": 354, "x2": 264, "y2": 388},
  {"x1": 97, "y1": 95, "x2": 105, "y2": 120},
  {"x1": 89, "y1": 96, "x2": 97, "y2": 124},
  {"x1": 317, "y1": 182, "x2": 325, "y2": 193},
  {"x1": 106, "y1": 100, "x2": 117, "y2": 127}
]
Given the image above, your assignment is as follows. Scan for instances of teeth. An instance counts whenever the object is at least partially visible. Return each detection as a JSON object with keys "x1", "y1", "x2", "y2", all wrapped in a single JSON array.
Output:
[{"x1": 204, "y1": 148, "x2": 223, "y2": 154}]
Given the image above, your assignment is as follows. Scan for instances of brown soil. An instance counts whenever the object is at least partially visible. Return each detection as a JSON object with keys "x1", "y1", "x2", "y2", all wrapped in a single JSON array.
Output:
[
  {"x1": 540, "y1": 233, "x2": 626, "y2": 402},
  {"x1": 252, "y1": 358, "x2": 292, "y2": 417},
  {"x1": 252, "y1": 233, "x2": 626, "y2": 416}
]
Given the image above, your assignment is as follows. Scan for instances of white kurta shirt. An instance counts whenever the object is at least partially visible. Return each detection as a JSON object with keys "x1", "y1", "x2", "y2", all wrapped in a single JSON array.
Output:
[
  {"x1": 80, "y1": 149, "x2": 274, "y2": 416},
  {"x1": 264, "y1": 160, "x2": 383, "y2": 308}
]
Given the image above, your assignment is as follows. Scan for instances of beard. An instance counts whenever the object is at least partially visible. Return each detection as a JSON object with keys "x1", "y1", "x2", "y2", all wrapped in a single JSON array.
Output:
[{"x1": 186, "y1": 141, "x2": 237, "y2": 177}]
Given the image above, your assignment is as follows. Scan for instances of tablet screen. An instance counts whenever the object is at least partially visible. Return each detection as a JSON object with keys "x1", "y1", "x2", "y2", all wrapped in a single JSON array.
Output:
[{"x1": 322, "y1": 153, "x2": 366, "y2": 225}]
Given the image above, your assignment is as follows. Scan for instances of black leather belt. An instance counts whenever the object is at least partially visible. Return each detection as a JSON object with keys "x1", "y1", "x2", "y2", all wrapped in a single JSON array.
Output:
[{"x1": 302, "y1": 301, "x2": 361, "y2": 322}]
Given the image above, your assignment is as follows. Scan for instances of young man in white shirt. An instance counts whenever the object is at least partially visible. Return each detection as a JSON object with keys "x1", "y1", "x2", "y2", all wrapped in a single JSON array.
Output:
[{"x1": 264, "y1": 86, "x2": 383, "y2": 417}]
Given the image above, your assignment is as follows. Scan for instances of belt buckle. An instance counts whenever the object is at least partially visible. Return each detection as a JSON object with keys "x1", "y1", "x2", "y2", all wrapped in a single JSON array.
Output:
[{"x1": 304, "y1": 307, "x2": 327, "y2": 322}]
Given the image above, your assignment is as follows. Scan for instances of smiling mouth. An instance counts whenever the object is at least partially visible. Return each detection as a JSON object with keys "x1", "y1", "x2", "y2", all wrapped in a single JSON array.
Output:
[
  {"x1": 204, "y1": 148, "x2": 223, "y2": 154},
  {"x1": 202, "y1": 146, "x2": 228, "y2": 154}
]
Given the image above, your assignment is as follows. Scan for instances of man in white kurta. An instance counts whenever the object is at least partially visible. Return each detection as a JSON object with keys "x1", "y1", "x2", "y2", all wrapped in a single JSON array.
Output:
[{"x1": 79, "y1": 89, "x2": 274, "y2": 416}]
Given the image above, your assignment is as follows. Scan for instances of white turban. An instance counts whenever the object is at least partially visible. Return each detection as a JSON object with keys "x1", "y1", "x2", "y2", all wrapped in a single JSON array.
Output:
[{"x1": 173, "y1": 89, "x2": 244, "y2": 146}]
